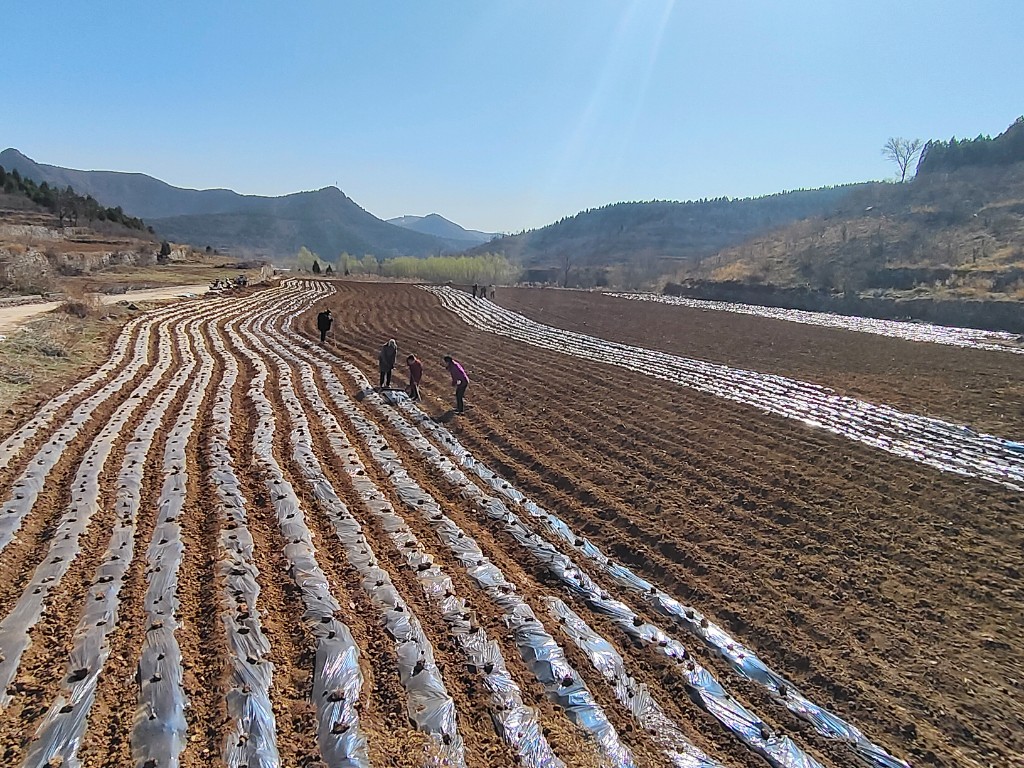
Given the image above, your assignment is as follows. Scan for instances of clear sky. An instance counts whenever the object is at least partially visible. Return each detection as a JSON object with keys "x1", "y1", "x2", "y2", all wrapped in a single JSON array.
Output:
[{"x1": 3, "y1": 1, "x2": 1022, "y2": 233}]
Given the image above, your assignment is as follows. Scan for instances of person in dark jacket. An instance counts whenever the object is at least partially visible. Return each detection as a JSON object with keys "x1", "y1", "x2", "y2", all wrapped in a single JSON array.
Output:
[
  {"x1": 443, "y1": 355, "x2": 469, "y2": 413},
  {"x1": 378, "y1": 339, "x2": 398, "y2": 387},
  {"x1": 316, "y1": 308, "x2": 333, "y2": 343},
  {"x1": 406, "y1": 354, "x2": 423, "y2": 401}
]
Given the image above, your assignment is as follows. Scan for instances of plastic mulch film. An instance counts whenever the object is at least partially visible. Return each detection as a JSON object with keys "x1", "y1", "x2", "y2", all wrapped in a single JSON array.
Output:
[
  {"x1": 243, "y1": 321, "x2": 469, "y2": 767},
  {"x1": 207, "y1": 321, "x2": 281, "y2": 768},
  {"x1": 255, "y1": 316, "x2": 565, "y2": 768},
  {"x1": 607, "y1": 291, "x2": 1024, "y2": 354},
  {"x1": 386, "y1": 384, "x2": 911, "y2": 768},
  {"x1": 296, "y1": 343, "x2": 823, "y2": 768},
  {"x1": 268, "y1": 317, "x2": 636, "y2": 768},
  {"x1": 0, "y1": 321, "x2": 157, "y2": 555},
  {"x1": 0, "y1": 293, "x2": 238, "y2": 474},
  {"x1": 238, "y1": 308, "x2": 461, "y2": 767},
  {"x1": 21, "y1": 319, "x2": 200, "y2": 768},
  {"x1": 0, "y1": 291, "x2": 247, "y2": 555},
  {"x1": 0, "y1": 319, "x2": 181, "y2": 705},
  {"x1": 424, "y1": 286, "x2": 1024, "y2": 491},
  {"x1": 231, "y1": 311, "x2": 376, "y2": 767},
  {"x1": 546, "y1": 597, "x2": 720, "y2": 768},
  {"x1": 132, "y1": 315, "x2": 217, "y2": 768}
]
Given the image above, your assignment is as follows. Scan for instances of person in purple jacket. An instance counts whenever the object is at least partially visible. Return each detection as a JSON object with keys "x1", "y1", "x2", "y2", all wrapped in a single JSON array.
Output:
[{"x1": 443, "y1": 355, "x2": 469, "y2": 413}]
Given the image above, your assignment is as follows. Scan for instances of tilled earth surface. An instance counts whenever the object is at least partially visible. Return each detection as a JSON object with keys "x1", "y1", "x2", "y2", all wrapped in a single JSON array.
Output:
[{"x1": 0, "y1": 279, "x2": 1019, "y2": 768}]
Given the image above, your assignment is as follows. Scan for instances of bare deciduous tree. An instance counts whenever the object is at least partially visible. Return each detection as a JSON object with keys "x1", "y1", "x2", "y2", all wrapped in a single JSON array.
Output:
[
  {"x1": 882, "y1": 137, "x2": 923, "y2": 182},
  {"x1": 560, "y1": 252, "x2": 573, "y2": 287}
]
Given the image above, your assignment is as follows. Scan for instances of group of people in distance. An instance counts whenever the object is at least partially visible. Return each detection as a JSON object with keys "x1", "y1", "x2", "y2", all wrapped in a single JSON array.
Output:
[
  {"x1": 315, "y1": 307, "x2": 470, "y2": 413},
  {"x1": 471, "y1": 283, "x2": 495, "y2": 299}
]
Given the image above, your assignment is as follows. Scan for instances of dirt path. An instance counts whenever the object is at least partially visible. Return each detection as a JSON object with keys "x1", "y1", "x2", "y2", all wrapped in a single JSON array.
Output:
[{"x1": 0, "y1": 283, "x2": 210, "y2": 339}]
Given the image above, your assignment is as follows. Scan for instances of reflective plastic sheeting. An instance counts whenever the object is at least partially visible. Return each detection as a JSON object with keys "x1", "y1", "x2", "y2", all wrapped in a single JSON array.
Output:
[
  {"x1": 385, "y1": 358, "x2": 911, "y2": 768},
  {"x1": 272, "y1": 311, "x2": 632, "y2": 768},
  {"x1": 608, "y1": 291, "x2": 1024, "y2": 355},
  {"x1": 133, "y1": 316, "x2": 218, "y2": 768},
  {"x1": 257, "y1": 309, "x2": 560, "y2": 768},
  {"x1": 547, "y1": 597, "x2": 723, "y2": 768},
  {"x1": 233, "y1": 311, "x2": 373, "y2": 768},
  {"x1": 22, "y1": 319, "x2": 200, "y2": 768},
  {"x1": 426, "y1": 286, "x2": 1024, "y2": 491},
  {"x1": 322, "y1": 360, "x2": 825, "y2": 768}
]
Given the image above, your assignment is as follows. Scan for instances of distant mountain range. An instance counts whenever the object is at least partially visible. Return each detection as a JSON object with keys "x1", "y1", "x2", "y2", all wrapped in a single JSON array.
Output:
[
  {"x1": 387, "y1": 213, "x2": 495, "y2": 247},
  {"x1": 0, "y1": 148, "x2": 471, "y2": 259}
]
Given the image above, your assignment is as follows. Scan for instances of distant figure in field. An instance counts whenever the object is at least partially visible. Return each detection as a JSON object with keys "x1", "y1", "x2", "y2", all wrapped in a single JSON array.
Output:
[
  {"x1": 316, "y1": 308, "x2": 333, "y2": 343},
  {"x1": 406, "y1": 354, "x2": 423, "y2": 401},
  {"x1": 471, "y1": 283, "x2": 478, "y2": 298},
  {"x1": 378, "y1": 339, "x2": 398, "y2": 388},
  {"x1": 489, "y1": 285, "x2": 496, "y2": 300},
  {"x1": 443, "y1": 355, "x2": 469, "y2": 413}
]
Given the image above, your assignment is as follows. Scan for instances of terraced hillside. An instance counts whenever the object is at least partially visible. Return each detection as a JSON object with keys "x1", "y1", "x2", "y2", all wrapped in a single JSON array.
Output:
[{"x1": 0, "y1": 279, "x2": 1019, "y2": 768}]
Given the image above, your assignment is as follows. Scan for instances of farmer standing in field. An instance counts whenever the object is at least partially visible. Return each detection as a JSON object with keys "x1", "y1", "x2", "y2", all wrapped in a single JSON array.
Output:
[
  {"x1": 443, "y1": 355, "x2": 469, "y2": 413},
  {"x1": 316, "y1": 308, "x2": 333, "y2": 343},
  {"x1": 406, "y1": 354, "x2": 423, "y2": 401},
  {"x1": 378, "y1": 338, "x2": 398, "y2": 388}
]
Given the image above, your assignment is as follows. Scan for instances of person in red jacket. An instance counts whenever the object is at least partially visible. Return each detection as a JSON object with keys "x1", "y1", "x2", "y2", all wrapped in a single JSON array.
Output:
[
  {"x1": 406, "y1": 355, "x2": 423, "y2": 401},
  {"x1": 443, "y1": 355, "x2": 469, "y2": 413}
]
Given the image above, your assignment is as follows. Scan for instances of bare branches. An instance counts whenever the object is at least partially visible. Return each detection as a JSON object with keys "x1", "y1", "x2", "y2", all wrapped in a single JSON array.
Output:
[{"x1": 882, "y1": 137, "x2": 923, "y2": 182}]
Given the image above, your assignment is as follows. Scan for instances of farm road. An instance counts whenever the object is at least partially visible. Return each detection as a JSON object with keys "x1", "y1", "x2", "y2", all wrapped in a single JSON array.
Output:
[
  {"x1": 0, "y1": 279, "x2": 1017, "y2": 768},
  {"x1": 0, "y1": 283, "x2": 209, "y2": 340}
]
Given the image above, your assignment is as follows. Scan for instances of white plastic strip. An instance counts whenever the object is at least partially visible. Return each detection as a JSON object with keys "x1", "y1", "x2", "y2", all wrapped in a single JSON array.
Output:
[
  {"x1": 383, "y1": 382, "x2": 910, "y2": 768},
  {"x1": 231, "y1": 308, "x2": 376, "y2": 767},
  {"x1": 0, "y1": 294, "x2": 237, "y2": 473},
  {"x1": 21, "y1": 316, "x2": 200, "y2": 768},
  {"x1": 424, "y1": 286, "x2": 1024, "y2": 490},
  {"x1": 607, "y1": 291, "x2": 1024, "y2": 354},
  {"x1": 255, "y1": 310, "x2": 564, "y2": 768},
  {"x1": 272, "y1": 307, "x2": 642, "y2": 768},
  {"x1": 546, "y1": 597, "x2": 720, "y2": 768},
  {"x1": 132, "y1": 313, "x2": 217, "y2": 767},
  {"x1": 0, "y1": 317, "x2": 180, "y2": 705},
  {"x1": 207, "y1": 320, "x2": 281, "y2": 768}
]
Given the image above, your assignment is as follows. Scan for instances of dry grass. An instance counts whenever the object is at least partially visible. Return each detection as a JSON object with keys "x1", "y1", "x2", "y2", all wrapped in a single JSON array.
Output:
[
  {"x1": 0, "y1": 308, "x2": 127, "y2": 421},
  {"x1": 59, "y1": 261, "x2": 266, "y2": 295},
  {"x1": 57, "y1": 283, "x2": 106, "y2": 319}
]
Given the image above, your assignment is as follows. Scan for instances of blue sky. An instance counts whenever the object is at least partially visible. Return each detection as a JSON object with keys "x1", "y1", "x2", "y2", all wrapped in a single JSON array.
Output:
[{"x1": 3, "y1": 1, "x2": 1022, "y2": 233}]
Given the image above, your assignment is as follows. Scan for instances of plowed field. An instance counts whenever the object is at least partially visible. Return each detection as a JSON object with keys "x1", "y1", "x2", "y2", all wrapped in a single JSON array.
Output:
[{"x1": 0, "y1": 279, "x2": 1020, "y2": 768}]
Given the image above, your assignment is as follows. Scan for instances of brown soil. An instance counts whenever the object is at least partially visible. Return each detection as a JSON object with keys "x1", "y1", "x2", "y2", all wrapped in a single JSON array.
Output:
[
  {"x1": 309, "y1": 281, "x2": 1023, "y2": 768},
  {"x1": 500, "y1": 287, "x2": 1024, "y2": 438},
  {"x1": 0, "y1": 279, "x2": 1019, "y2": 768}
]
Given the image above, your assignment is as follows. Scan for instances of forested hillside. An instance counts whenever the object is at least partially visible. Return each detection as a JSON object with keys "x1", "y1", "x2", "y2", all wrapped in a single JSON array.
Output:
[
  {"x1": 470, "y1": 184, "x2": 875, "y2": 281},
  {"x1": 676, "y1": 119, "x2": 1024, "y2": 301},
  {"x1": 916, "y1": 115, "x2": 1024, "y2": 175},
  {"x1": 0, "y1": 149, "x2": 452, "y2": 259},
  {"x1": 0, "y1": 165, "x2": 148, "y2": 232}
]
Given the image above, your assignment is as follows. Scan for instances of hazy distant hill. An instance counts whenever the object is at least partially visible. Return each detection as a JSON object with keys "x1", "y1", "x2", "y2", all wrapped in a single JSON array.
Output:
[
  {"x1": 469, "y1": 184, "x2": 877, "y2": 276},
  {"x1": 387, "y1": 213, "x2": 494, "y2": 248},
  {"x1": 0, "y1": 149, "x2": 452, "y2": 258}
]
